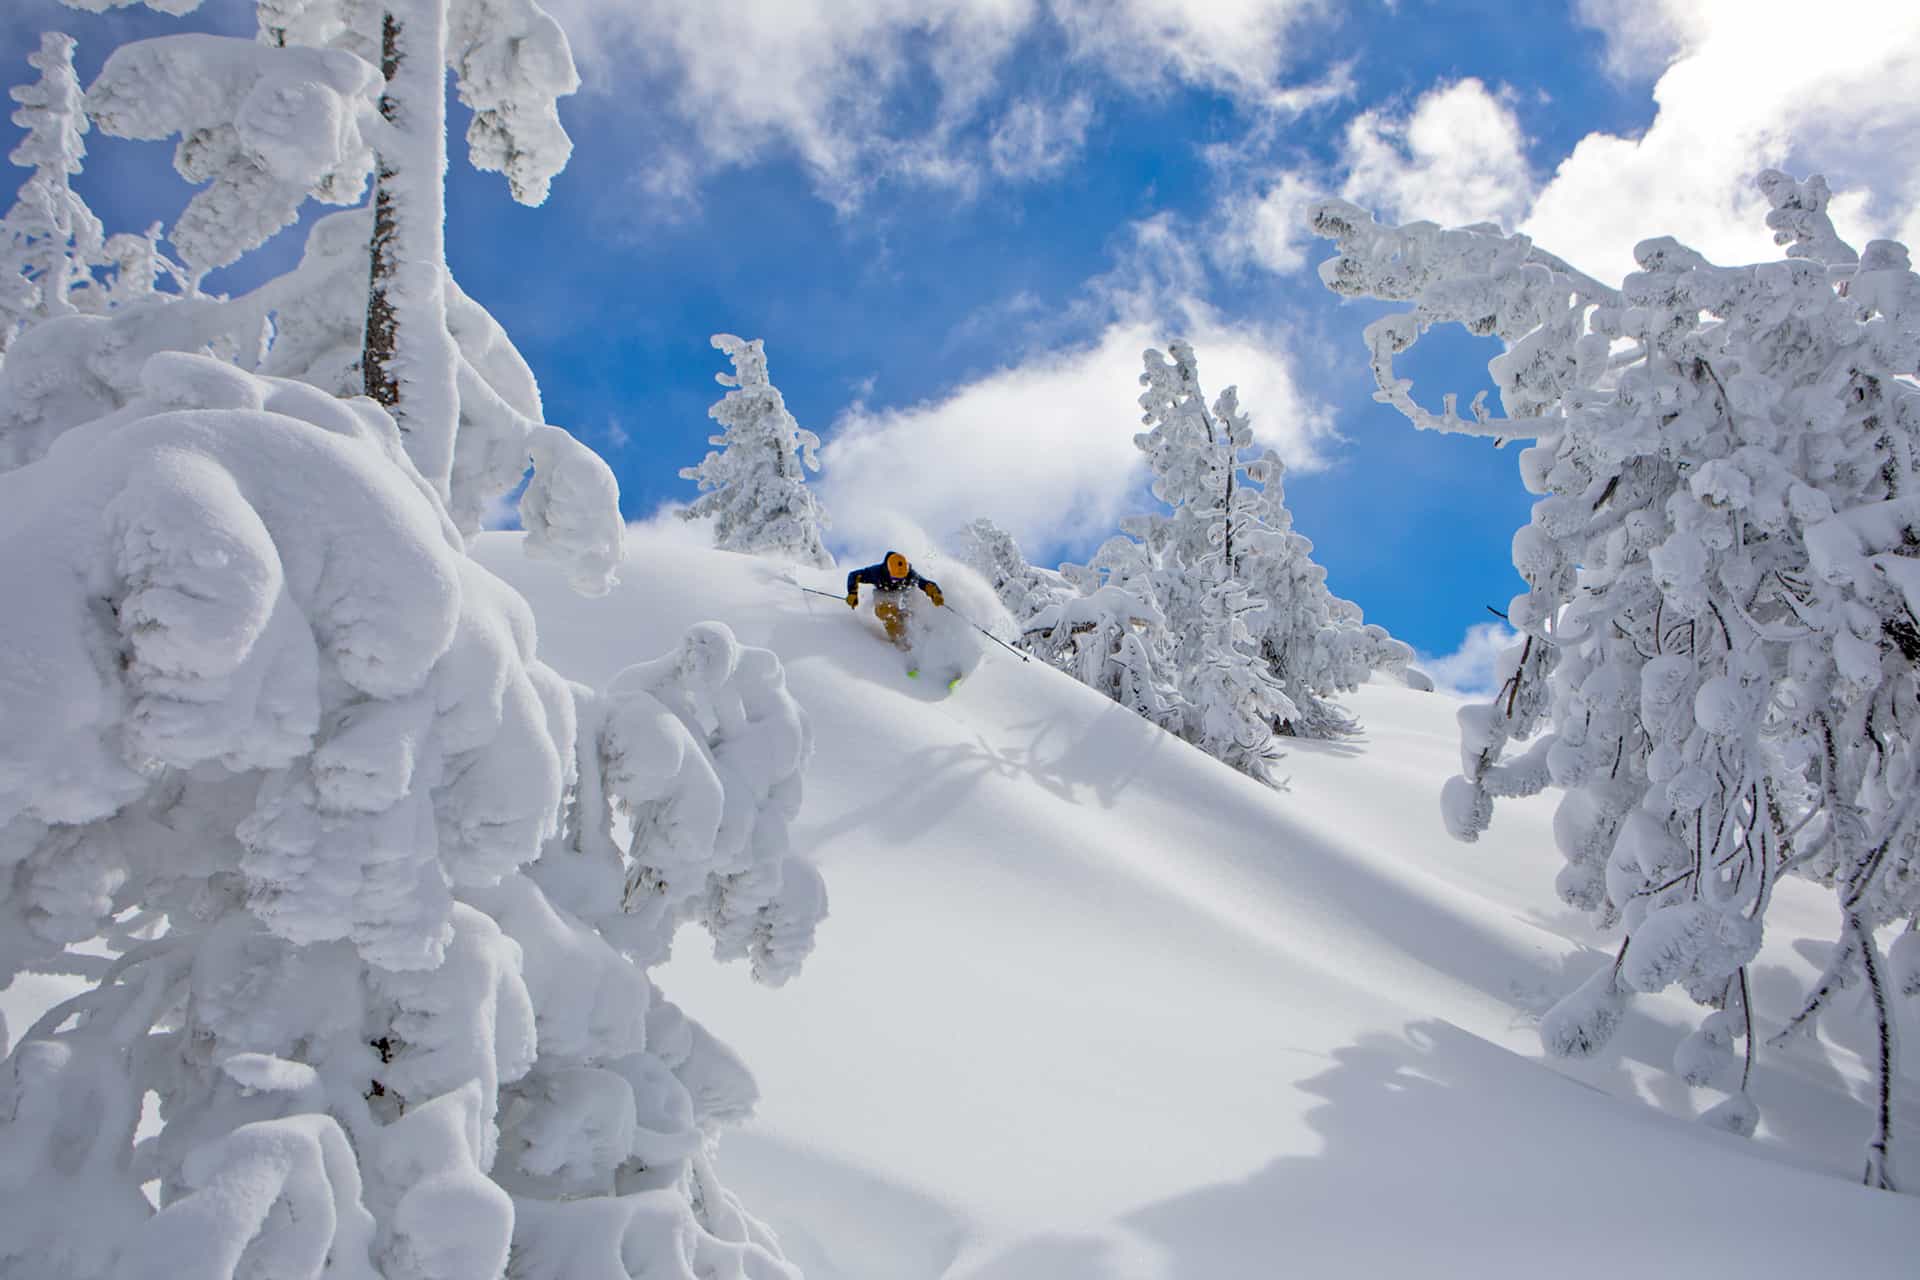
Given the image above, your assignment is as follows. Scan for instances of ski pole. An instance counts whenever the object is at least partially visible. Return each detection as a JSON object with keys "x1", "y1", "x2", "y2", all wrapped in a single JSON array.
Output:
[
  {"x1": 797, "y1": 586, "x2": 846, "y2": 602},
  {"x1": 954, "y1": 610, "x2": 1030, "y2": 663}
]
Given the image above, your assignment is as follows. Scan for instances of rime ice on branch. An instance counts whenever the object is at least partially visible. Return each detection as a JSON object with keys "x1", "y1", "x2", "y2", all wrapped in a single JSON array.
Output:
[{"x1": 1314, "y1": 172, "x2": 1920, "y2": 1188}]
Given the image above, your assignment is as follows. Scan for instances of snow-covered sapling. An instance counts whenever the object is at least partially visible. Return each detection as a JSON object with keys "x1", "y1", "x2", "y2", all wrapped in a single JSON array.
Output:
[
  {"x1": 0, "y1": 32, "x2": 102, "y2": 348},
  {"x1": 681, "y1": 334, "x2": 833, "y2": 568}
]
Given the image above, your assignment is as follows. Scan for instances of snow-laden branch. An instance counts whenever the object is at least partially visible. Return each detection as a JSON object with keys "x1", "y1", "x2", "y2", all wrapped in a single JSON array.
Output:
[
  {"x1": 446, "y1": 0, "x2": 579, "y2": 206},
  {"x1": 1311, "y1": 197, "x2": 1619, "y2": 439},
  {"x1": 85, "y1": 34, "x2": 378, "y2": 274}
]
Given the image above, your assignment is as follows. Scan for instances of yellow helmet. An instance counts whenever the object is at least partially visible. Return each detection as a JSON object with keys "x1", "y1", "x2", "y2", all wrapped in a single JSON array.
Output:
[{"x1": 885, "y1": 552, "x2": 910, "y2": 579}]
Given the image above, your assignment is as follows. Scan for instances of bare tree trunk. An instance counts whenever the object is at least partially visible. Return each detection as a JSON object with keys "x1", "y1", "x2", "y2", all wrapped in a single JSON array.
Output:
[
  {"x1": 1737, "y1": 965, "x2": 1755, "y2": 1091},
  {"x1": 363, "y1": 0, "x2": 459, "y2": 502},
  {"x1": 1850, "y1": 913, "x2": 1900, "y2": 1190}
]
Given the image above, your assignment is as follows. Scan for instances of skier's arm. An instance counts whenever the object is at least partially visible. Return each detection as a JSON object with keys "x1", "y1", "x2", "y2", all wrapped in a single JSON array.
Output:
[
  {"x1": 846, "y1": 564, "x2": 879, "y2": 606},
  {"x1": 918, "y1": 575, "x2": 945, "y2": 607}
]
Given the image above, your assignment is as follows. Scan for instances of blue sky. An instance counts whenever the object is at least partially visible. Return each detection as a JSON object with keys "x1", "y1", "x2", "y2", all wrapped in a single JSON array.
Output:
[{"x1": 8, "y1": 0, "x2": 1919, "y2": 689}]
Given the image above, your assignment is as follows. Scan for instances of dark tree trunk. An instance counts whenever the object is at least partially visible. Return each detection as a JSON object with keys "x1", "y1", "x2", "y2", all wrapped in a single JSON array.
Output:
[
  {"x1": 358, "y1": 0, "x2": 458, "y2": 501},
  {"x1": 363, "y1": 11, "x2": 402, "y2": 418}
]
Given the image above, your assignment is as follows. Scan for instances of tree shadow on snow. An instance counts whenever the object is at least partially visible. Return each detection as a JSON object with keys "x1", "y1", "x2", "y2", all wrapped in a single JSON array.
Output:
[
  {"x1": 1272, "y1": 727, "x2": 1368, "y2": 761},
  {"x1": 992, "y1": 702, "x2": 1169, "y2": 809},
  {"x1": 957, "y1": 1020, "x2": 1917, "y2": 1280},
  {"x1": 1495, "y1": 946, "x2": 1920, "y2": 1181},
  {"x1": 1110, "y1": 1019, "x2": 1917, "y2": 1280},
  {"x1": 821, "y1": 740, "x2": 1005, "y2": 848}
]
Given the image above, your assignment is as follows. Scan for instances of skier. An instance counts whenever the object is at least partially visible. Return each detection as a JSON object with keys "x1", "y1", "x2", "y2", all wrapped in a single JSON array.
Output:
[{"x1": 845, "y1": 551, "x2": 945, "y2": 646}]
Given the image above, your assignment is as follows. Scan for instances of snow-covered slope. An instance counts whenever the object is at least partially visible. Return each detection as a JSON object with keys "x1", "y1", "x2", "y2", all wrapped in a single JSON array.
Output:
[{"x1": 479, "y1": 532, "x2": 1919, "y2": 1279}]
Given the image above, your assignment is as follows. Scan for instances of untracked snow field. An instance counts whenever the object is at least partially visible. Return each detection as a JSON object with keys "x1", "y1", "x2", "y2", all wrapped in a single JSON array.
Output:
[{"x1": 477, "y1": 532, "x2": 1920, "y2": 1280}]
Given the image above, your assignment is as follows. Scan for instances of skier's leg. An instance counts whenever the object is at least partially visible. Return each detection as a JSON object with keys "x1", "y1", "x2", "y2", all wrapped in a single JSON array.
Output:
[{"x1": 876, "y1": 599, "x2": 907, "y2": 646}]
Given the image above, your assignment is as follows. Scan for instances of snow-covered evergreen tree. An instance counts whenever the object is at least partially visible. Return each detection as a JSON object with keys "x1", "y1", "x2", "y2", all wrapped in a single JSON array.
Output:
[
  {"x1": 0, "y1": 32, "x2": 101, "y2": 350},
  {"x1": 0, "y1": 8, "x2": 819, "y2": 1277},
  {"x1": 954, "y1": 516, "x2": 1182, "y2": 722},
  {"x1": 1039, "y1": 535, "x2": 1182, "y2": 729},
  {"x1": 0, "y1": 26, "x2": 190, "y2": 363},
  {"x1": 1232, "y1": 451, "x2": 1352, "y2": 737},
  {"x1": 681, "y1": 334, "x2": 832, "y2": 568},
  {"x1": 1181, "y1": 569, "x2": 1290, "y2": 776},
  {"x1": 1313, "y1": 171, "x2": 1920, "y2": 1186},
  {"x1": 1127, "y1": 342, "x2": 1290, "y2": 777},
  {"x1": 1316, "y1": 599, "x2": 1413, "y2": 696},
  {"x1": 955, "y1": 516, "x2": 1072, "y2": 643},
  {"x1": 1011, "y1": 343, "x2": 1408, "y2": 771}
]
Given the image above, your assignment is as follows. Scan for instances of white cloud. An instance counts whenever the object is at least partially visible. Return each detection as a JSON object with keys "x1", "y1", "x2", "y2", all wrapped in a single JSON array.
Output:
[
  {"x1": 547, "y1": 0, "x2": 1332, "y2": 208},
  {"x1": 1051, "y1": 0, "x2": 1328, "y2": 104},
  {"x1": 813, "y1": 212, "x2": 1333, "y2": 562},
  {"x1": 989, "y1": 94, "x2": 1095, "y2": 179},
  {"x1": 1098, "y1": 210, "x2": 1210, "y2": 309},
  {"x1": 1217, "y1": 169, "x2": 1324, "y2": 274},
  {"x1": 1417, "y1": 621, "x2": 1521, "y2": 699},
  {"x1": 1573, "y1": 0, "x2": 1711, "y2": 80},
  {"x1": 1338, "y1": 78, "x2": 1534, "y2": 231},
  {"x1": 1223, "y1": 3, "x2": 1920, "y2": 290},
  {"x1": 1524, "y1": 0, "x2": 1920, "y2": 282},
  {"x1": 818, "y1": 305, "x2": 1333, "y2": 562},
  {"x1": 545, "y1": 0, "x2": 1032, "y2": 208}
]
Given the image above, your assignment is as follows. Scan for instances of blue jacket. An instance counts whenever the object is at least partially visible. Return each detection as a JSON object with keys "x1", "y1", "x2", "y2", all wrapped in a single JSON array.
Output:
[{"x1": 847, "y1": 554, "x2": 940, "y2": 599}]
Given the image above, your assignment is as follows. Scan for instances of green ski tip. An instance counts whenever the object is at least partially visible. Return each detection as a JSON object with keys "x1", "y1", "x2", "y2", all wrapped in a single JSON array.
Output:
[
  {"x1": 946, "y1": 675, "x2": 962, "y2": 692},
  {"x1": 906, "y1": 668, "x2": 919, "y2": 679}
]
